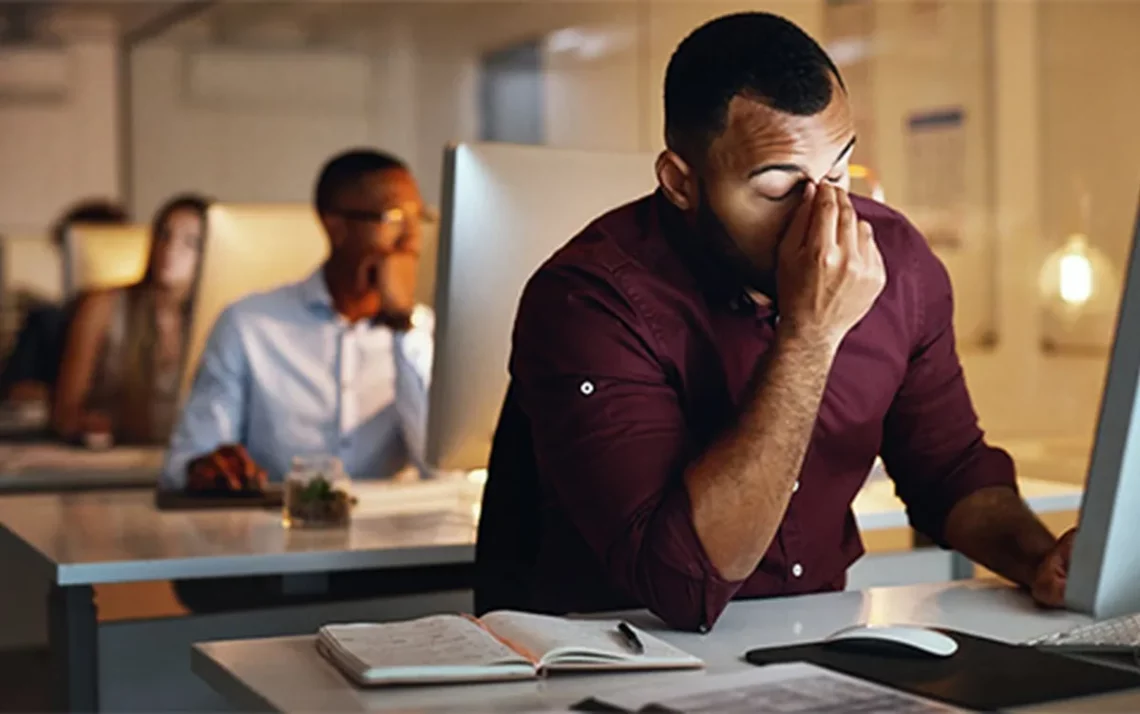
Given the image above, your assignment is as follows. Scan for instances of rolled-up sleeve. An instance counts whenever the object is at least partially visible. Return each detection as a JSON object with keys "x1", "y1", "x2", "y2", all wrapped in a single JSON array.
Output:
[
  {"x1": 511, "y1": 265, "x2": 744, "y2": 631},
  {"x1": 880, "y1": 231, "x2": 1017, "y2": 546}
]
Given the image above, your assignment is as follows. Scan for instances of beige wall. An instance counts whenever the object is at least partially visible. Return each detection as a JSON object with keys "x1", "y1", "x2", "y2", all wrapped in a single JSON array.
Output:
[{"x1": 0, "y1": 19, "x2": 120, "y2": 235}]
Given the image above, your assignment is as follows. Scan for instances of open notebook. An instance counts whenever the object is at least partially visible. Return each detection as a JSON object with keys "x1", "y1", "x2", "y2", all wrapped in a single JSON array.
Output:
[{"x1": 316, "y1": 610, "x2": 704, "y2": 687}]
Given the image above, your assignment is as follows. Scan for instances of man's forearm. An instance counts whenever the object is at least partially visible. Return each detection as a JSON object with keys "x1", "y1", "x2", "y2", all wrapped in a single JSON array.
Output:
[
  {"x1": 944, "y1": 486, "x2": 1058, "y2": 588},
  {"x1": 684, "y1": 326, "x2": 837, "y2": 581}
]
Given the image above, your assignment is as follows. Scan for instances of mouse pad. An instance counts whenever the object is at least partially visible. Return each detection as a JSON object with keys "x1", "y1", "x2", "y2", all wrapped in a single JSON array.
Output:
[{"x1": 745, "y1": 630, "x2": 1140, "y2": 711}]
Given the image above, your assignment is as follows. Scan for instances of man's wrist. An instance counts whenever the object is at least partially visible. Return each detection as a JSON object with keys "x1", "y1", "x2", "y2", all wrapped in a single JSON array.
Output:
[{"x1": 774, "y1": 319, "x2": 843, "y2": 361}]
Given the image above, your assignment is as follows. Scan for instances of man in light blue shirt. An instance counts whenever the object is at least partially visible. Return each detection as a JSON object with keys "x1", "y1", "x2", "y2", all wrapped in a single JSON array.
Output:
[{"x1": 162, "y1": 150, "x2": 432, "y2": 491}]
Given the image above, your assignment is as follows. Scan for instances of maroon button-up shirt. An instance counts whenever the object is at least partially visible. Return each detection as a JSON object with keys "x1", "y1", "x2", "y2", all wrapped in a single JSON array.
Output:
[{"x1": 477, "y1": 191, "x2": 1015, "y2": 632}]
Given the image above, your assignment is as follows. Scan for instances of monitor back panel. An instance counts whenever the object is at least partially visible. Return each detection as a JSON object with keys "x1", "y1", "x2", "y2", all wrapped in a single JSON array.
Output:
[
  {"x1": 1068, "y1": 193, "x2": 1140, "y2": 618},
  {"x1": 426, "y1": 143, "x2": 657, "y2": 471}
]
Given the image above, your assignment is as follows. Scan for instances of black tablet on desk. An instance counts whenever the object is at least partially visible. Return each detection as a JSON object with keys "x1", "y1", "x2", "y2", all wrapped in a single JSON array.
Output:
[{"x1": 154, "y1": 485, "x2": 283, "y2": 510}]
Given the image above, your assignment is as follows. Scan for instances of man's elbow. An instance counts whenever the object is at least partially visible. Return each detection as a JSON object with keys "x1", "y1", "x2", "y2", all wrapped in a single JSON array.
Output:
[{"x1": 627, "y1": 558, "x2": 734, "y2": 633}]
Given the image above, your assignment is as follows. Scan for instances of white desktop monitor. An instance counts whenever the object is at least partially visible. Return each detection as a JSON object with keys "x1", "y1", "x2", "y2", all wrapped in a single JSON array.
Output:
[
  {"x1": 425, "y1": 143, "x2": 657, "y2": 471},
  {"x1": 63, "y1": 223, "x2": 151, "y2": 296},
  {"x1": 1067, "y1": 195, "x2": 1140, "y2": 619},
  {"x1": 182, "y1": 204, "x2": 329, "y2": 400}
]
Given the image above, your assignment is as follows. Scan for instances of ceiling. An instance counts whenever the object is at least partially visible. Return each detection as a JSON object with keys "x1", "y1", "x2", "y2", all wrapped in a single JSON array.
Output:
[{"x1": 0, "y1": 1, "x2": 193, "y2": 43}]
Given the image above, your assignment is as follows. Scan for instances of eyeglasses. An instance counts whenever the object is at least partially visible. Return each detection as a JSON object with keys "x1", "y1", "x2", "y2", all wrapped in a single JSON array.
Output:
[{"x1": 330, "y1": 207, "x2": 408, "y2": 230}]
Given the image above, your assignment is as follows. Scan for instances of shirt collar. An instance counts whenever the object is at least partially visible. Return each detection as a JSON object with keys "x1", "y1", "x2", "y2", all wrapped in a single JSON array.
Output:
[{"x1": 297, "y1": 265, "x2": 335, "y2": 313}]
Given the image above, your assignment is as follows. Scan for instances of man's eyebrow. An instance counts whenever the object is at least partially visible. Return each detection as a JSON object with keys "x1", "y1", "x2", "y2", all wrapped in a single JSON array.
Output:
[
  {"x1": 748, "y1": 135, "x2": 858, "y2": 178},
  {"x1": 830, "y1": 136, "x2": 858, "y2": 168}
]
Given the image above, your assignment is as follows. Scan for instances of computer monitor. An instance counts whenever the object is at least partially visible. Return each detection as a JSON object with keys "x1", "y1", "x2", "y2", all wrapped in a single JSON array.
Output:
[
  {"x1": 1066, "y1": 195, "x2": 1140, "y2": 618},
  {"x1": 425, "y1": 143, "x2": 657, "y2": 471},
  {"x1": 63, "y1": 223, "x2": 151, "y2": 295},
  {"x1": 182, "y1": 204, "x2": 329, "y2": 399}
]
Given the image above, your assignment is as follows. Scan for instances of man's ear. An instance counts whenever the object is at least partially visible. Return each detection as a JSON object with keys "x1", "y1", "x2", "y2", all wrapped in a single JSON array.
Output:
[
  {"x1": 319, "y1": 214, "x2": 342, "y2": 249},
  {"x1": 655, "y1": 150, "x2": 697, "y2": 211}
]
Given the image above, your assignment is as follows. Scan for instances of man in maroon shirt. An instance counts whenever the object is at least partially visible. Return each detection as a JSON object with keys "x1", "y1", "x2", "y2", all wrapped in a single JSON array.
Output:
[{"x1": 476, "y1": 12, "x2": 1075, "y2": 632}]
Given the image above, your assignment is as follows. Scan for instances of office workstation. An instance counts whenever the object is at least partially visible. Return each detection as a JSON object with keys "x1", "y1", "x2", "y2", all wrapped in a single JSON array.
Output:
[
  {"x1": 195, "y1": 180, "x2": 1140, "y2": 710},
  {"x1": 183, "y1": 133, "x2": 1125, "y2": 712},
  {"x1": 0, "y1": 140, "x2": 1083, "y2": 711}
]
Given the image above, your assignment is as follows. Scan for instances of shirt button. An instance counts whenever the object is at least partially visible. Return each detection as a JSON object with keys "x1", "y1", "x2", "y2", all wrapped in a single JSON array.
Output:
[
  {"x1": 579, "y1": 381, "x2": 595, "y2": 396},
  {"x1": 792, "y1": 480, "x2": 800, "y2": 493},
  {"x1": 792, "y1": 563, "x2": 804, "y2": 578}
]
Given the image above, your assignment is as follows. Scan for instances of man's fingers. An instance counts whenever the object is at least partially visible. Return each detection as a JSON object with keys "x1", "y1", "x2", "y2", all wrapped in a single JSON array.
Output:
[
  {"x1": 782, "y1": 182, "x2": 817, "y2": 251},
  {"x1": 836, "y1": 189, "x2": 857, "y2": 253},
  {"x1": 807, "y1": 183, "x2": 840, "y2": 253}
]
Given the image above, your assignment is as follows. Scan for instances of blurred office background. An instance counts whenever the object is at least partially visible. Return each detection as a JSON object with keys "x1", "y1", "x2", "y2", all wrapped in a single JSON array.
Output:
[{"x1": 0, "y1": 0, "x2": 1137, "y2": 472}]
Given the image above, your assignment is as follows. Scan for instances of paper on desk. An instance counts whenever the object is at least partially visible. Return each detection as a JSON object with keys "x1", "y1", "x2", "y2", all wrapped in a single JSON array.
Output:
[{"x1": 587, "y1": 662, "x2": 964, "y2": 713}]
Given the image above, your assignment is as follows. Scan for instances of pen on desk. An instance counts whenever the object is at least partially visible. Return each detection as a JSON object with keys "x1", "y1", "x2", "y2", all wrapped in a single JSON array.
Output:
[{"x1": 617, "y1": 621, "x2": 645, "y2": 655}]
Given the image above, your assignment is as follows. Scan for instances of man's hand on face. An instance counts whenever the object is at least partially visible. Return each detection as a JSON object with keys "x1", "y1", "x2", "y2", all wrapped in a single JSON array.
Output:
[
  {"x1": 1031, "y1": 528, "x2": 1076, "y2": 608},
  {"x1": 776, "y1": 183, "x2": 887, "y2": 351},
  {"x1": 376, "y1": 251, "x2": 418, "y2": 324},
  {"x1": 186, "y1": 444, "x2": 268, "y2": 493}
]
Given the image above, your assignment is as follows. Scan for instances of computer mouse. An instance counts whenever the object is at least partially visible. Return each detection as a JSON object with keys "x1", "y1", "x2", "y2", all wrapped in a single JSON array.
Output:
[{"x1": 823, "y1": 624, "x2": 959, "y2": 658}]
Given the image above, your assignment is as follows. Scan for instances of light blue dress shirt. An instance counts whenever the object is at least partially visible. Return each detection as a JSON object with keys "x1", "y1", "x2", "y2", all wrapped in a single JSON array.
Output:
[{"x1": 161, "y1": 268, "x2": 432, "y2": 489}]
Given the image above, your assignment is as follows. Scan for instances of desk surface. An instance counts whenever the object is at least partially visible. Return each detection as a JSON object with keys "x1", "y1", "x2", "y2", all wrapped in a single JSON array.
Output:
[
  {"x1": 0, "y1": 470, "x2": 1081, "y2": 587},
  {"x1": 0, "y1": 443, "x2": 161, "y2": 492},
  {"x1": 192, "y1": 580, "x2": 1134, "y2": 713},
  {"x1": 0, "y1": 478, "x2": 482, "y2": 586}
]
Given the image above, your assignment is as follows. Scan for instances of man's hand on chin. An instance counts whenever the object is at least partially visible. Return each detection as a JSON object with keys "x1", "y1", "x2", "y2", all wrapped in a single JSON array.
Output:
[{"x1": 1030, "y1": 528, "x2": 1077, "y2": 608}]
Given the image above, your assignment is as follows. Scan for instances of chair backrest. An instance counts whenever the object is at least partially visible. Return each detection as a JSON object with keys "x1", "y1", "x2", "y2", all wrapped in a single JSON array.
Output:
[
  {"x1": 182, "y1": 204, "x2": 329, "y2": 400},
  {"x1": 63, "y1": 223, "x2": 151, "y2": 296},
  {"x1": 0, "y1": 233, "x2": 64, "y2": 354}
]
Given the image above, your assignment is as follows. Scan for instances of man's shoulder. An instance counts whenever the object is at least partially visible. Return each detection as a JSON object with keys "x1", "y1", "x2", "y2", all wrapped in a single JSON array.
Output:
[
  {"x1": 532, "y1": 193, "x2": 666, "y2": 290},
  {"x1": 215, "y1": 280, "x2": 305, "y2": 327},
  {"x1": 852, "y1": 195, "x2": 922, "y2": 254}
]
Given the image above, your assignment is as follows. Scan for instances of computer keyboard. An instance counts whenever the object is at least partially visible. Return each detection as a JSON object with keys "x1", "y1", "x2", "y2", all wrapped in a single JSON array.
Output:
[{"x1": 1028, "y1": 614, "x2": 1140, "y2": 654}]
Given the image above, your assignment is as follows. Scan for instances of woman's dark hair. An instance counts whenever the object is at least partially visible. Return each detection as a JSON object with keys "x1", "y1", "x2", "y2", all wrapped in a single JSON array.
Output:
[
  {"x1": 142, "y1": 193, "x2": 210, "y2": 285},
  {"x1": 118, "y1": 193, "x2": 210, "y2": 439}
]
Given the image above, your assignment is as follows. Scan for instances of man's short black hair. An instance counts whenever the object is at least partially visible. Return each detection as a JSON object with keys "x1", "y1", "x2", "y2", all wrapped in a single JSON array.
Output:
[
  {"x1": 52, "y1": 199, "x2": 128, "y2": 246},
  {"x1": 664, "y1": 12, "x2": 845, "y2": 160},
  {"x1": 314, "y1": 149, "x2": 408, "y2": 213}
]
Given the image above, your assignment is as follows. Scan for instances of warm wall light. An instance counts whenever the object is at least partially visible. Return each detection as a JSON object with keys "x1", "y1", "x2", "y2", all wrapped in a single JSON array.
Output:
[
  {"x1": 1038, "y1": 230, "x2": 1120, "y2": 353},
  {"x1": 849, "y1": 164, "x2": 886, "y2": 203}
]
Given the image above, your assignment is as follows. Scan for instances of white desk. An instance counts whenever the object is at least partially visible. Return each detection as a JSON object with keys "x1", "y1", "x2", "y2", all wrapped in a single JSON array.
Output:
[
  {"x1": 0, "y1": 443, "x2": 162, "y2": 492},
  {"x1": 192, "y1": 580, "x2": 1138, "y2": 713},
  {"x1": 0, "y1": 478, "x2": 481, "y2": 711},
  {"x1": 0, "y1": 471, "x2": 1082, "y2": 711}
]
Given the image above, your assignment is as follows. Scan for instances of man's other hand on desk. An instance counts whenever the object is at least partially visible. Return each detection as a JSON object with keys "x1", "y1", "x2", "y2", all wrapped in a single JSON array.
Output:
[
  {"x1": 1032, "y1": 528, "x2": 1077, "y2": 609},
  {"x1": 186, "y1": 444, "x2": 268, "y2": 492}
]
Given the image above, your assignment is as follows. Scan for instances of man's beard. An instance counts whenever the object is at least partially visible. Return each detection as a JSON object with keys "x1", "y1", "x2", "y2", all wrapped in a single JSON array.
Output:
[{"x1": 694, "y1": 183, "x2": 778, "y2": 298}]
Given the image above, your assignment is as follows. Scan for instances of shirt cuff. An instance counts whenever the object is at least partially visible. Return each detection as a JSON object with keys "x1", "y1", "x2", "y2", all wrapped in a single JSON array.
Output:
[
  {"x1": 910, "y1": 443, "x2": 1018, "y2": 547},
  {"x1": 651, "y1": 484, "x2": 748, "y2": 631}
]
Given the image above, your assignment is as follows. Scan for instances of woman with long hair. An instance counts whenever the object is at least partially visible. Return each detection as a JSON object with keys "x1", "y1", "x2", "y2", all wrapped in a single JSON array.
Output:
[{"x1": 53, "y1": 194, "x2": 208, "y2": 445}]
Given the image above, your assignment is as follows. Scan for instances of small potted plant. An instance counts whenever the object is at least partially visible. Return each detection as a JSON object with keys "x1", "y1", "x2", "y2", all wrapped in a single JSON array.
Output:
[{"x1": 283, "y1": 455, "x2": 357, "y2": 528}]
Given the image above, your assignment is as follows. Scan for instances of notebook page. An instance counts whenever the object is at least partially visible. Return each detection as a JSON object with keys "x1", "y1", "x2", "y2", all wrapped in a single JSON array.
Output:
[
  {"x1": 479, "y1": 611, "x2": 702, "y2": 669},
  {"x1": 592, "y1": 663, "x2": 964, "y2": 713},
  {"x1": 319, "y1": 615, "x2": 531, "y2": 674}
]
